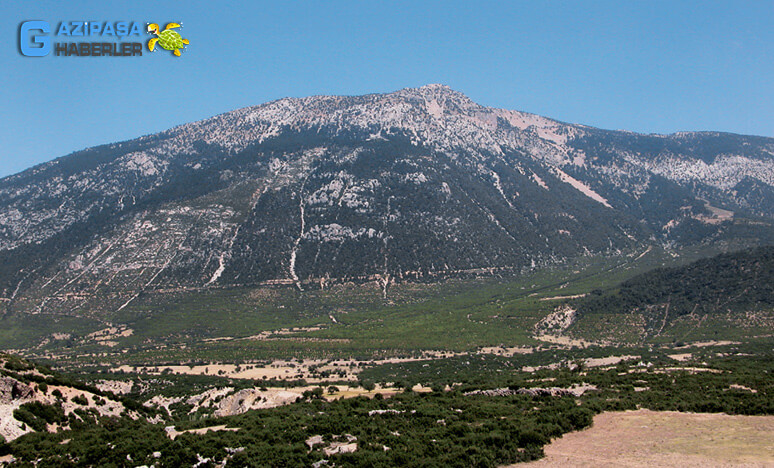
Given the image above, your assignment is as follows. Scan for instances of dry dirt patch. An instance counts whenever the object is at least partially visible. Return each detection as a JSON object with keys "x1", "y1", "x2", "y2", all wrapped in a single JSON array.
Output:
[
  {"x1": 478, "y1": 346, "x2": 534, "y2": 357},
  {"x1": 674, "y1": 340, "x2": 740, "y2": 349},
  {"x1": 113, "y1": 353, "x2": 464, "y2": 382},
  {"x1": 515, "y1": 409, "x2": 774, "y2": 467},
  {"x1": 538, "y1": 294, "x2": 586, "y2": 301},
  {"x1": 165, "y1": 424, "x2": 239, "y2": 440},
  {"x1": 113, "y1": 360, "x2": 361, "y2": 382},
  {"x1": 667, "y1": 353, "x2": 693, "y2": 362},
  {"x1": 532, "y1": 333, "x2": 601, "y2": 348}
]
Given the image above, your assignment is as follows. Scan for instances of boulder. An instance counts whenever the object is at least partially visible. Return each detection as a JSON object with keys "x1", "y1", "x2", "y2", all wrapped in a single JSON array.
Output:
[{"x1": 0, "y1": 377, "x2": 34, "y2": 404}]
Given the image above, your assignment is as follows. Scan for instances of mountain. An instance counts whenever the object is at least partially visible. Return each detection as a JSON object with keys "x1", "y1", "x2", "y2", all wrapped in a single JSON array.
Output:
[
  {"x1": 0, "y1": 84, "x2": 773, "y2": 317},
  {"x1": 567, "y1": 246, "x2": 774, "y2": 343}
]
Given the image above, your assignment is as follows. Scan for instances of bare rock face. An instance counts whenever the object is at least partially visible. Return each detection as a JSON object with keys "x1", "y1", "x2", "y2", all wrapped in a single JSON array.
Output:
[
  {"x1": 214, "y1": 389, "x2": 256, "y2": 417},
  {"x1": 0, "y1": 376, "x2": 34, "y2": 404}
]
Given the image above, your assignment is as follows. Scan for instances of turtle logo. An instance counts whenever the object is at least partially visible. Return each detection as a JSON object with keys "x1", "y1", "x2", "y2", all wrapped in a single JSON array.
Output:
[{"x1": 146, "y1": 22, "x2": 188, "y2": 56}]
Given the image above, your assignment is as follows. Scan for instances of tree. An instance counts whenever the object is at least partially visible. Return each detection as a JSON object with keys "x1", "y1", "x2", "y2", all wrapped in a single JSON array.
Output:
[
  {"x1": 360, "y1": 380, "x2": 376, "y2": 391},
  {"x1": 0, "y1": 434, "x2": 9, "y2": 456},
  {"x1": 431, "y1": 382, "x2": 446, "y2": 393}
]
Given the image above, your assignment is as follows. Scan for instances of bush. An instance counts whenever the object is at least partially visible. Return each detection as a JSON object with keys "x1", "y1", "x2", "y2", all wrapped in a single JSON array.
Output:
[
  {"x1": 72, "y1": 394, "x2": 88, "y2": 405},
  {"x1": 360, "y1": 380, "x2": 376, "y2": 391},
  {"x1": 13, "y1": 402, "x2": 66, "y2": 432},
  {"x1": 0, "y1": 434, "x2": 9, "y2": 456},
  {"x1": 3, "y1": 358, "x2": 31, "y2": 372},
  {"x1": 14, "y1": 410, "x2": 44, "y2": 432},
  {"x1": 302, "y1": 387, "x2": 324, "y2": 400},
  {"x1": 567, "y1": 407, "x2": 594, "y2": 429},
  {"x1": 517, "y1": 429, "x2": 547, "y2": 447},
  {"x1": 431, "y1": 382, "x2": 446, "y2": 393}
]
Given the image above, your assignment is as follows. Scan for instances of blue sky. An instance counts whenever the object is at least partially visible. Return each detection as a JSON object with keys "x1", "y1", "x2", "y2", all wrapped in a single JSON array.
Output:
[{"x1": 1, "y1": 0, "x2": 772, "y2": 178}]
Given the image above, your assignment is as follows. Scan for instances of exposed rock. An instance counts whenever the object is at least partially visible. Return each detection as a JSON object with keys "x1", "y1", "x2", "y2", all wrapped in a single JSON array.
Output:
[
  {"x1": 465, "y1": 384, "x2": 596, "y2": 398},
  {"x1": 95, "y1": 379, "x2": 133, "y2": 395},
  {"x1": 324, "y1": 442, "x2": 357, "y2": 456},
  {"x1": 213, "y1": 388, "x2": 301, "y2": 417},
  {"x1": 308, "y1": 434, "x2": 358, "y2": 455},
  {"x1": 0, "y1": 376, "x2": 34, "y2": 404},
  {"x1": 306, "y1": 435, "x2": 324, "y2": 450},
  {"x1": 368, "y1": 409, "x2": 404, "y2": 416}
]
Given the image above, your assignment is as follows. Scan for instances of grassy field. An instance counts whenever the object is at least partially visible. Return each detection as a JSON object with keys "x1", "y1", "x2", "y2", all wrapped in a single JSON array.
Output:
[{"x1": 4, "y1": 243, "x2": 766, "y2": 369}]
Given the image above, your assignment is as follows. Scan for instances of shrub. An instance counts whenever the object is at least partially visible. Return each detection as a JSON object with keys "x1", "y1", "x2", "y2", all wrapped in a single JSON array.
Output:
[
  {"x1": 72, "y1": 394, "x2": 88, "y2": 405},
  {"x1": 13, "y1": 408, "x2": 46, "y2": 431},
  {"x1": 12, "y1": 402, "x2": 65, "y2": 432},
  {"x1": 360, "y1": 380, "x2": 376, "y2": 391},
  {"x1": 517, "y1": 429, "x2": 547, "y2": 447},
  {"x1": 0, "y1": 434, "x2": 9, "y2": 456}
]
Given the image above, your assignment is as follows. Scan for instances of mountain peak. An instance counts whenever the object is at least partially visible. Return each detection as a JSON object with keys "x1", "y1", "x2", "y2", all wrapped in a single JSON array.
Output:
[
  {"x1": 395, "y1": 83, "x2": 473, "y2": 103},
  {"x1": 416, "y1": 83, "x2": 454, "y2": 92}
]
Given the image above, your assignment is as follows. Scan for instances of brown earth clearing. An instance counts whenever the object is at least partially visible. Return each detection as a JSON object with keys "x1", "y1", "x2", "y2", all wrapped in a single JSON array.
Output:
[{"x1": 515, "y1": 409, "x2": 774, "y2": 467}]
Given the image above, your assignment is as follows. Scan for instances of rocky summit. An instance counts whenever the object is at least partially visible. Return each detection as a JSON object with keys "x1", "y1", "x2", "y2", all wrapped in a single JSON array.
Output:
[{"x1": 0, "y1": 84, "x2": 772, "y2": 316}]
